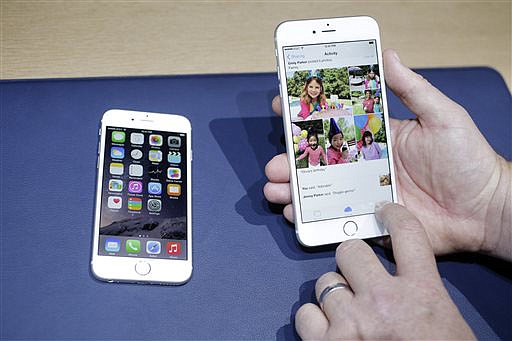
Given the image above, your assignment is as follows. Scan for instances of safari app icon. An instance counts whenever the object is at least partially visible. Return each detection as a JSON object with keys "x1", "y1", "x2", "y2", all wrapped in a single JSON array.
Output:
[{"x1": 146, "y1": 241, "x2": 161, "y2": 255}]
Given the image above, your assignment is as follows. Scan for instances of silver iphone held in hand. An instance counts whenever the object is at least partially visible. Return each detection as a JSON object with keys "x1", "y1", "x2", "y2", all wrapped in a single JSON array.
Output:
[{"x1": 275, "y1": 17, "x2": 397, "y2": 246}]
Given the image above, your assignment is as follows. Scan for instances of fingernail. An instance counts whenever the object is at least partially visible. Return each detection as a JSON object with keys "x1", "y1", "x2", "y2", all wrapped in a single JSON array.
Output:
[
  {"x1": 374, "y1": 201, "x2": 390, "y2": 222},
  {"x1": 374, "y1": 201, "x2": 389, "y2": 212}
]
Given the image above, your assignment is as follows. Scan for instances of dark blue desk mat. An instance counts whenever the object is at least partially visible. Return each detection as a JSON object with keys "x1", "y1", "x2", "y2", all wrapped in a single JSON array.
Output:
[{"x1": 1, "y1": 68, "x2": 511, "y2": 340}]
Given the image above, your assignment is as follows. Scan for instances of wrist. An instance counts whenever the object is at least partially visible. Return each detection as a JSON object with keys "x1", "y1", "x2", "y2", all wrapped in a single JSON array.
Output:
[{"x1": 480, "y1": 156, "x2": 512, "y2": 261}]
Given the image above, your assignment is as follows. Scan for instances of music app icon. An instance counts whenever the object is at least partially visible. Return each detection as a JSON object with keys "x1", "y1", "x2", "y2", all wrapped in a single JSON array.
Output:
[
  {"x1": 166, "y1": 241, "x2": 181, "y2": 255},
  {"x1": 128, "y1": 180, "x2": 143, "y2": 193}
]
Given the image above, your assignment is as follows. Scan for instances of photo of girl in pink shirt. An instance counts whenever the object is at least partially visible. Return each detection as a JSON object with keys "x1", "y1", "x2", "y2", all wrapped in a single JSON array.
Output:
[
  {"x1": 296, "y1": 128, "x2": 327, "y2": 168},
  {"x1": 298, "y1": 76, "x2": 328, "y2": 120}
]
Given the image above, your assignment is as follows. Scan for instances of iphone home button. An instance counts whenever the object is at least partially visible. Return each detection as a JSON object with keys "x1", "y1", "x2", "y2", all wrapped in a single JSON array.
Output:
[
  {"x1": 135, "y1": 261, "x2": 151, "y2": 276},
  {"x1": 343, "y1": 221, "x2": 358, "y2": 236}
]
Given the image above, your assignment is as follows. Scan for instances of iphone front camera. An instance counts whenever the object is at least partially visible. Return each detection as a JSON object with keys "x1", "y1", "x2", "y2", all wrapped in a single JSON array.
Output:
[{"x1": 313, "y1": 30, "x2": 316, "y2": 34}]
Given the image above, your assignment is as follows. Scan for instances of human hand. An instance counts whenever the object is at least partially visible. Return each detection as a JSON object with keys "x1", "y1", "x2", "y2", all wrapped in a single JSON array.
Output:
[
  {"x1": 263, "y1": 49, "x2": 511, "y2": 260},
  {"x1": 295, "y1": 203, "x2": 475, "y2": 340}
]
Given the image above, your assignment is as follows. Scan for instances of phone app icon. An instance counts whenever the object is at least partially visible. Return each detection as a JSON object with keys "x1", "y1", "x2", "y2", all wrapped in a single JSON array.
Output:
[
  {"x1": 128, "y1": 180, "x2": 143, "y2": 193},
  {"x1": 128, "y1": 197, "x2": 142, "y2": 211},
  {"x1": 149, "y1": 150, "x2": 163, "y2": 162},
  {"x1": 148, "y1": 182, "x2": 162, "y2": 195},
  {"x1": 109, "y1": 162, "x2": 124, "y2": 175},
  {"x1": 108, "y1": 179, "x2": 123, "y2": 192},
  {"x1": 108, "y1": 196, "x2": 122, "y2": 209},
  {"x1": 168, "y1": 136, "x2": 181, "y2": 148},
  {"x1": 110, "y1": 146, "x2": 125, "y2": 159},
  {"x1": 146, "y1": 241, "x2": 161, "y2": 255},
  {"x1": 167, "y1": 167, "x2": 181, "y2": 180},
  {"x1": 147, "y1": 199, "x2": 162, "y2": 212},
  {"x1": 129, "y1": 164, "x2": 143, "y2": 177},
  {"x1": 112, "y1": 131, "x2": 125, "y2": 143},
  {"x1": 105, "y1": 238, "x2": 121, "y2": 252},
  {"x1": 167, "y1": 151, "x2": 181, "y2": 164},
  {"x1": 126, "y1": 239, "x2": 141, "y2": 253},
  {"x1": 130, "y1": 133, "x2": 144, "y2": 145},
  {"x1": 166, "y1": 241, "x2": 182, "y2": 255},
  {"x1": 149, "y1": 134, "x2": 163, "y2": 146},
  {"x1": 167, "y1": 183, "x2": 181, "y2": 196}
]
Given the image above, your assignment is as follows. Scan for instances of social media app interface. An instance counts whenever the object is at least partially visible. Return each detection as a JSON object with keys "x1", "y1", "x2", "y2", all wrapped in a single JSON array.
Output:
[
  {"x1": 283, "y1": 40, "x2": 394, "y2": 223},
  {"x1": 99, "y1": 127, "x2": 187, "y2": 260}
]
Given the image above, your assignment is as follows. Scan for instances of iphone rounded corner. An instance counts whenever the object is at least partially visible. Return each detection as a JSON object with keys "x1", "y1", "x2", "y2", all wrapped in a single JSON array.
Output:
[
  {"x1": 361, "y1": 16, "x2": 379, "y2": 30},
  {"x1": 90, "y1": 261, "x2": 110, "y2": 283},
  {"x1": 101, "y1": 109, "x2": 120, "y2": 120},
  {"x1": 173, "y1": 266, "x2": 193, "y2": 286},
  {"x1": 295, "y1": 227, "x2": 317, "y2": 248},
  {"x1": 274, "y1": 20, "x2": 291, "y2": 41}
]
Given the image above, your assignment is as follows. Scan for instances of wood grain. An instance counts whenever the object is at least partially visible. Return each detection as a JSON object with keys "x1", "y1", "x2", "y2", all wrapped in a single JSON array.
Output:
[{"x1": 1, "y1": 1, "x2": 510, "y2": 88}]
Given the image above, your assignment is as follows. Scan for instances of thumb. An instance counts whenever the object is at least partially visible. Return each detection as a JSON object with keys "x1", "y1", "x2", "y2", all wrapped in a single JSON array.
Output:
[
  {"x1": 383, "y1": 49, "x2": 468, "y2": 126},
  {"x1": 375, "y1": 202, "x2": 439, "y2": 278}
]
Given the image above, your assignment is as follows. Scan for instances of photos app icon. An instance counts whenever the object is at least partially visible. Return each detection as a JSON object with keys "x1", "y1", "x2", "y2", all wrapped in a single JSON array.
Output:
[{"x1": 149, "y1": 134, "x2": 163, "y2": 146}]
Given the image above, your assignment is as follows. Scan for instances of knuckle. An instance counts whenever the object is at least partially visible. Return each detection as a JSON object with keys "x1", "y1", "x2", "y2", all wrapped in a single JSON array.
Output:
[
  {"x1": 382, "y1": 204, "x2": 425, "y2": 231},
  {"x1": 396, "y1": 213, "x2": 424, "y2": 232},
  {"x1": 316, "y1": 272, "x2": 339, "y2": 293},
  {"x1": 317, "y1": 271, "x2": 339, "y2": 285}
]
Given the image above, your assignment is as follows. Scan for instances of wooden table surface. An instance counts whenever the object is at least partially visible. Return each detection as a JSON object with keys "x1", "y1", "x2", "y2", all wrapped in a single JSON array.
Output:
[{"x1": 1, "y1": 1, "x2": 511, "y2": 89}]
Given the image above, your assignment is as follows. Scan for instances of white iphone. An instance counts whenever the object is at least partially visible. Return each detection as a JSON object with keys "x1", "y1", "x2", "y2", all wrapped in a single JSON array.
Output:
[
  {"x1": 275, "y1": 16, "x2": 397, "y2": 246},
  {"x1": 91, "y1": 109, "x2": 192, "y2": 284}
]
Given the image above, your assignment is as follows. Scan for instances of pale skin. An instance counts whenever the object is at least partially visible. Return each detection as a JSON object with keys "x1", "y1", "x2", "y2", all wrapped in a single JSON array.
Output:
[
  {"x1": 364, "y1": 135, "x2": 372, "y2": 145},
  {"x1": 307, "y1": 80, "x2": 322, "y2": 102},
  {"x1": 263, "y1": 49, "x2": 511, "y2": 339},
  {"x1": 298, "y1": 135, "x2": 327, "y2": 165},
  {"x1": 330, "y1": 133, "x2": 344, "y2": 151}
]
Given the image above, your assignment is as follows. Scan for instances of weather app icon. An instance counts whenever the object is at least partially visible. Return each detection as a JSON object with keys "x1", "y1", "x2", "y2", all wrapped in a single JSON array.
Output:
[{"x1": 110, "y1": 146, "x2": 125, "y2": 159}]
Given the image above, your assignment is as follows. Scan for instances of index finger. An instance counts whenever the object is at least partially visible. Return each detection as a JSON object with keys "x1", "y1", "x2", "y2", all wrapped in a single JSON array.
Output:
[
  {"x1": 272, "y1": 96, "x2": 282, "y2": 116},
  {"x1": 375, "y1": 202, "x2": 438, "y2": 278}
]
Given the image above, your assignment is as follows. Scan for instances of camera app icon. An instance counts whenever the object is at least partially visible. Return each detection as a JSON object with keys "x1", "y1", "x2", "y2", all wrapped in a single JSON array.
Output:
[{"x1": 168, "y1": 136, "x2": 181, "y2": 148}]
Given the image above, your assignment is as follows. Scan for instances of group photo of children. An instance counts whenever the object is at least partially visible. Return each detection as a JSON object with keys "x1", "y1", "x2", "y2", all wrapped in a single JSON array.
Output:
[
  {"x1": 349, "y1": 65, "x2": 383, "y2": 115},
  {"x1": 287, "y1": 66, "x2": 387, "y2": 169}
]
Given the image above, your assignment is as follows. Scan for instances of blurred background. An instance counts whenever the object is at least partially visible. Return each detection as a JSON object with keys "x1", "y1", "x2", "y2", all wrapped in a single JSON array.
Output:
[{"x1": 1, "y1": 1, "x2": 510, "y2": 88}]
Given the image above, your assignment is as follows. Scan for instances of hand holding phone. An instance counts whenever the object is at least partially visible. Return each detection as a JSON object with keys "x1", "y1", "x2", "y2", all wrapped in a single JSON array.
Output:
[{"x1": 275, "y1": 17, "x2": 397, "y2": 246}]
